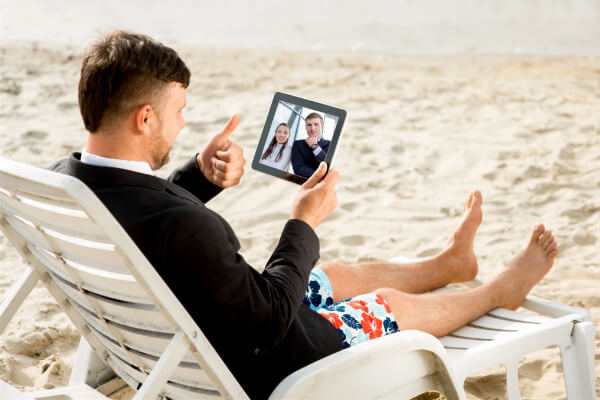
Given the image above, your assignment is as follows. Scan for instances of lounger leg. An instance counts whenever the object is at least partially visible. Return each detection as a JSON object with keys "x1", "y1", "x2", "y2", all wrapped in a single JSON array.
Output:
[
  {"x1": 133, "y1": 332, "x2": 189, "y2": 400},
  {"x1": 560, "y1": 321, "x2": 596, "y2": 399},
  {"x1": 70, "y1": 337, "x2": 116, "y2": 388},
  {"x1": 504, "y1": 359, "x2": 522, "y2": 400},
  {"x1": 0, "y1": 266, "x2": 39, "y2": 334}
]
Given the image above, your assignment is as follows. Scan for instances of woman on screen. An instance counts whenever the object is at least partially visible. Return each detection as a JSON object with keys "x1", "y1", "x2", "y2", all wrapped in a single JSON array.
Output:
[{"x1": 260, "y1": 122, "x2": 292, "y2": 171}]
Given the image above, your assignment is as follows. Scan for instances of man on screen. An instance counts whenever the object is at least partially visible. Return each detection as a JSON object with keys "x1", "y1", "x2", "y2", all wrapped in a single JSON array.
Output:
[{"x1": 291, "y1": 112, "x2": 331, "y2": 178}]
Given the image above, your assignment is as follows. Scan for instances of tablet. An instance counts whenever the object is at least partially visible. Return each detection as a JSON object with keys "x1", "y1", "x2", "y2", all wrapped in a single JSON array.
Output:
[{"x1": 252, "y1": 92, "x2": 347, "y2": 184}]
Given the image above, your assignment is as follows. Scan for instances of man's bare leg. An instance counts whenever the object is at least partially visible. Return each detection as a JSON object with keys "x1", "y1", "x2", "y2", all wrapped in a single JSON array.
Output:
[
  {"x1": 320, "y1": 190, "x2": 483, "y2": 301},
  {"x1": 375, "y1": 225, "x2": 557, "y2": 337}
]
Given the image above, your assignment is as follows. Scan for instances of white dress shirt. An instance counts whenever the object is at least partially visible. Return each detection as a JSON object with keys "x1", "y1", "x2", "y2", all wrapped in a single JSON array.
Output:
[{"x1": 81, "y1": 148, "x2": 154, "y2": 176}]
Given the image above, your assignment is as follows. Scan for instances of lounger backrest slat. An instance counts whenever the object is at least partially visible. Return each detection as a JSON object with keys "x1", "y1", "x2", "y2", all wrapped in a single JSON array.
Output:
[
  {"x1": 0, "y1": 188, "x2": 108, "y2": 241},
  {"x1": 0, "y1": 157, "x2": 249, "y2": 399},
  {"x1": 29, "y1": 245, "x2": 151, "y2": 304},
  {"x1": 50, "y1": 271, "x2": 173, "y2": 332},
  {"x1": 107, "y1": 356, "x2": 221, "y2": 400},
  {"x1": 0, "y1": 172, "x2": 79, "y2": 207},
  {"x1": 3, "y1": 212, "x2": 129, "y2": 274},
  {"x1": 70, "y1": 300, "x2": 199, "y2": 363},
  {"x1": 93, "y1": 331, "x2": 216, "y2": 390}
]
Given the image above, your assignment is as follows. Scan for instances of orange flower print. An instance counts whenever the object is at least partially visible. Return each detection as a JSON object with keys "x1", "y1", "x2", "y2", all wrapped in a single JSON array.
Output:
[
  {"x1": 361, "y1": 312, "x2": 383, "y2": 339},
  {"x1": 321, "y1": 312, "x2": 344, "y2": 329},
  {"x1": 375, "y1": 294, "x2": 392, "y2": 313},
  {"x1": 348, "y1": 299, "x2": 369, "y2": 313}
]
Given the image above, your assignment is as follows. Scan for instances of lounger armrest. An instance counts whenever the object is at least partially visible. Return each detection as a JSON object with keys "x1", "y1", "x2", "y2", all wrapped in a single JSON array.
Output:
[{"x1": 269, "y1": 330, "x2": 461, "y2": 400}]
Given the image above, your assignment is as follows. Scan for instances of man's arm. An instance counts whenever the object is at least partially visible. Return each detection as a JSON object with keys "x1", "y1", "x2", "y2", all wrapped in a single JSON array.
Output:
[
  {"x1": 168, "y1": 156, "x2": 223, "y2": 203},
  {"x1": 165, "y1": 163, "x2": 338, "y2": 348},
  {"x1": 167, "y1": 210, "x2": 319, "y2": 348}
]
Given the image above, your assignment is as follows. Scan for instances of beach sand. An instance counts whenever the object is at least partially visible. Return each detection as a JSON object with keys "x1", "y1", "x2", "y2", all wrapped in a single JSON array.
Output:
[{"x1": 0, "y1": 44, "x2": 599, "y2": 398}]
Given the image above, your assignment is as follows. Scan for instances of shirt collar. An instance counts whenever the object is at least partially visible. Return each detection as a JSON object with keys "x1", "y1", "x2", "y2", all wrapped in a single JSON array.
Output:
[{"x1": 81, "y1": 148, "x2": 154, "y2": 176}]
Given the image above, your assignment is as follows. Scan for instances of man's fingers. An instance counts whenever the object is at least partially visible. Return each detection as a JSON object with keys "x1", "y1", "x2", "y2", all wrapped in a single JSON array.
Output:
[
  {"x1": 212, "y1": 157, "x2": 245, "y2": 177},
  {"x1": 217, "y1": 114, "x2": 240, "y2": 140},
  {"x1": 216, "y1": 143, "x2": 243, "y2": 162},
  {"x1": 302, "y1": 162, "x2": 327, "y2": 189},
  {"x1": 323, "y1": 168, "x2": 339, "y2": 187}
]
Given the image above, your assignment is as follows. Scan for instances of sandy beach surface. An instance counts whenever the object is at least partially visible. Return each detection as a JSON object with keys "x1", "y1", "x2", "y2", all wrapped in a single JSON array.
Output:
[{"x1": 0, "y1": 41, "x2": 599, "y2": 398}]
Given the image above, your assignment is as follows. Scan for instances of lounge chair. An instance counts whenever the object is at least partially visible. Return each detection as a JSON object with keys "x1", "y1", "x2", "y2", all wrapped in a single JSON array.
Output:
[{"x1": 0, "y1": 156, "x2": 595, "y2": 399}]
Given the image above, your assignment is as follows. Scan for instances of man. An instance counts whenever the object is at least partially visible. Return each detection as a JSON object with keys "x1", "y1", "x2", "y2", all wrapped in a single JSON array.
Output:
[
  {"x1": 291, "y1": 113, "x2": 330, "y2": 178},
  {"x1": 52, "y1": 31, "x2": 557, "y2": 399}
]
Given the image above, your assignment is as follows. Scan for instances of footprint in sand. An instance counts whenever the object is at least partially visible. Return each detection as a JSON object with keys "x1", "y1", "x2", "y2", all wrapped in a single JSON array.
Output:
[
  {"x1": 571, "y1": 230, "x2": 597, "y2": 246},
  {"x1": 22, "y1": 130, "x2": 48, "y2": 140},
  {"x1": 561, "y1": 204, "x2": 600, "y2": 222},
  {"x1": 0, "y1": 78, "x2": 21, "y2": 95},
  {"x1": 517, "y1": 358, "x2": 550, "y2": 381},
  {"x1": 57, "y1": 102, "x2": 77, "y2": 111},
  {"x1": 339, "y1": 235, "x2": 366, "y2": 246},
  {"x1": 341, "y1": 202, "x2": 359, "y2": 212}
]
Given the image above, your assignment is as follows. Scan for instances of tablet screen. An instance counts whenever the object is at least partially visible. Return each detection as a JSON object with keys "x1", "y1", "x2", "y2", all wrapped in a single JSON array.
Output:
[{"x1": 252, "y1": 92, "x2": 347, "y2": 184}]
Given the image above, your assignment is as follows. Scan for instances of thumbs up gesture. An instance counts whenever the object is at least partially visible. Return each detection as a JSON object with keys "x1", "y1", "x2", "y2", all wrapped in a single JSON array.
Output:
[{"x1": 197, "y1": 114, "x2": 246, "y2": 188}]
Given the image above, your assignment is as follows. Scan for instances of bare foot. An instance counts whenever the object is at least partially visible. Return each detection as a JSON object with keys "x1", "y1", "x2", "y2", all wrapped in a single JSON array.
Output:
[
  {"x1": 492, "y1": 224, "x2": 558, "y2": 310},
  {"x1": 443, "y1": 190, "x2": 482, "y2": 282}
]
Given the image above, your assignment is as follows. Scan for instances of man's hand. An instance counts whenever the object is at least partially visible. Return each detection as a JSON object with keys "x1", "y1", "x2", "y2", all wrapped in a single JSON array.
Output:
[
  {"x1": 291, "y1": 162, "x2": 339, "y2": 229},
  {"x1": 305, "y1": 135, "x2": 319, "y2": 148},
  {"x1": 197, "y1": 115, "x2": 246, "y2": 188}
]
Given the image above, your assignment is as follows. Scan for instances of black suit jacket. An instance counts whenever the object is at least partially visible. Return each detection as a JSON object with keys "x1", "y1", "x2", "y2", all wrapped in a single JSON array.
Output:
[
  {"x1": 291, "y1": 138, "x2": 330, "y2": 178},
  {"x1": 51, "y1": 153, "x2": 341, "y2": 399}
]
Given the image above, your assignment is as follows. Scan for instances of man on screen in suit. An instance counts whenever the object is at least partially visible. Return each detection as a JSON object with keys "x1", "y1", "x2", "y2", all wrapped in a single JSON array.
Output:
[
  {"x1": 291, "y1": 113, "x2": 330, "y2": 178},
  {"x1": 51, "y1": 30, "x2": 558, "y2": 399}
]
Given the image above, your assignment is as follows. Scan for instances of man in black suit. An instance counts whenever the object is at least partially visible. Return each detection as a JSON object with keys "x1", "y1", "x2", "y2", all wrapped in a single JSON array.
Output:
[
  {"x1": 291, "y1": 113, "x2": 330, "y2": 178},
  {"x1": 53, "y1": 30, "x2": 558, "y2": 399}
]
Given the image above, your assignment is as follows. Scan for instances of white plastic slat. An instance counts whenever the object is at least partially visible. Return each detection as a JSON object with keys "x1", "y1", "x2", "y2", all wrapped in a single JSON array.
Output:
[
  {"x1": 443, "y1": 348, "x2": 466, "y2": 358},
  {"x1": 0, "y1": 190, "x2": 107, "y2": 241},
  {"x1": 53, "y1": 276, "x2": 173, "y2": 332},
  {"x1": 468, "y1": 315, "x2": 541, "y2": 332},
  {"x1": 10, "y1": 188, "x2": 80, "y2": 210},
  {"x1": 487, "y1": 307, "x2": 550, "y2": 324},
  {"x1": 0, "y1": 171, "x2": 76, "y2": 205},
  {"x1": 94, "y1": 332, "x2": 214, "y2": 390},
  {"x1": 6, "y1": 213, "x2": 129, "y2": 274},
  {"x1": 440, "y1": 335, "x2": 496, "y2": 350},
  {"x1": 75, "y1": 302, "x2": 198, "y2": 365},
  {"x1": 31, "y1": 245, "x2": 152, "y2": 304},
  {"x1": 5, "y1": 214, "x2": 53, "y2": 251},
  {"x1": 449, "y1": 325, "x2": 519, "y2": 341},
  {"x1": 106, "y1": 354, "x2": 221, "y2": 399}
]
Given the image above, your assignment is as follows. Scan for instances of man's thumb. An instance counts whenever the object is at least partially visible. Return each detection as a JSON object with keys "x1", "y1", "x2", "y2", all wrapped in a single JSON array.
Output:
[
  {"x1": 303, "y1": 162, "x2": 327, "y2": 188},
  {"x1": 217, "y1": 114, "x2": 240, "y2": 139}
]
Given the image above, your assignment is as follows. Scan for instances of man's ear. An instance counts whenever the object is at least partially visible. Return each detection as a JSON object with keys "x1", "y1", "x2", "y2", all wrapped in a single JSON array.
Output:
[{"x1": 134, "y1": 104, "x2": 155, "y2": 136}]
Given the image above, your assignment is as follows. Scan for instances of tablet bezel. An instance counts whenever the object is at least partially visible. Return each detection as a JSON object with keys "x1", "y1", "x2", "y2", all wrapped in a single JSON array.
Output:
[{"x1": 251, "y1": 92, "x2": 347, "y2": 185}]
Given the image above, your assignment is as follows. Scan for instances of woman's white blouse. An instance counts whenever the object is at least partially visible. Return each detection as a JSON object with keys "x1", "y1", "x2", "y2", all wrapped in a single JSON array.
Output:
[{"x1": 260, "y1": 143, "x2": 292, "y2": 171}]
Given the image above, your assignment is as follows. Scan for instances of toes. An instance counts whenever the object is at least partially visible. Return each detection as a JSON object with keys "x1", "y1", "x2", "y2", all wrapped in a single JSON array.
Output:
[
  {"x1": 540, "y1": 230, "x2": 554, "y2": 250},
  {"x1": 548, "y1": 248, "x2": 559, "y2": 259},
  {"x1": 530, "y1": 224, "x2": 545, "y2": 245},
  {"x1": 473, "y1": 190, "x2": 482, "y2": 206},
  {"x1": 545, "y1": 241, "x2": 557, "y2": 255},
  {"x1": 464, "y1": 190, "x2": 482, "y2": 211}
]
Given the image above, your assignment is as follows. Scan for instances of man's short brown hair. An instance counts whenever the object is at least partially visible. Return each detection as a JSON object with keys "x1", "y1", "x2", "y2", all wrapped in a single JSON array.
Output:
[
  {"x1": 305, "y1": 112, "x2": 323, "y2": 124},
  {"x1": 78, "y1": 31, "x2": 190, "y2": 133}
]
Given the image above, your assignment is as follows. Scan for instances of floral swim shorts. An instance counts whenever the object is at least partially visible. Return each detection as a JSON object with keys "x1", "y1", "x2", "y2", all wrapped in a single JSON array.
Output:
[{"x1": 302, "y1": 268, "x2": 399, "y2": 348}]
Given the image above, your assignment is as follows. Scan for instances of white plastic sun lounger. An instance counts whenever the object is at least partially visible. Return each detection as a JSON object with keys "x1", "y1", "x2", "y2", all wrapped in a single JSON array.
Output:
[{"x1": 0, "y1": 156, "x2": 595, "y2": 399}]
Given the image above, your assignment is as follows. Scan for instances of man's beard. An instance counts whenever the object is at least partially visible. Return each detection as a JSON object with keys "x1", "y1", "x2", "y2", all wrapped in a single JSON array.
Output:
[{"x1": 149, "y1": 130, "x2": 171, "y2": 170}]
